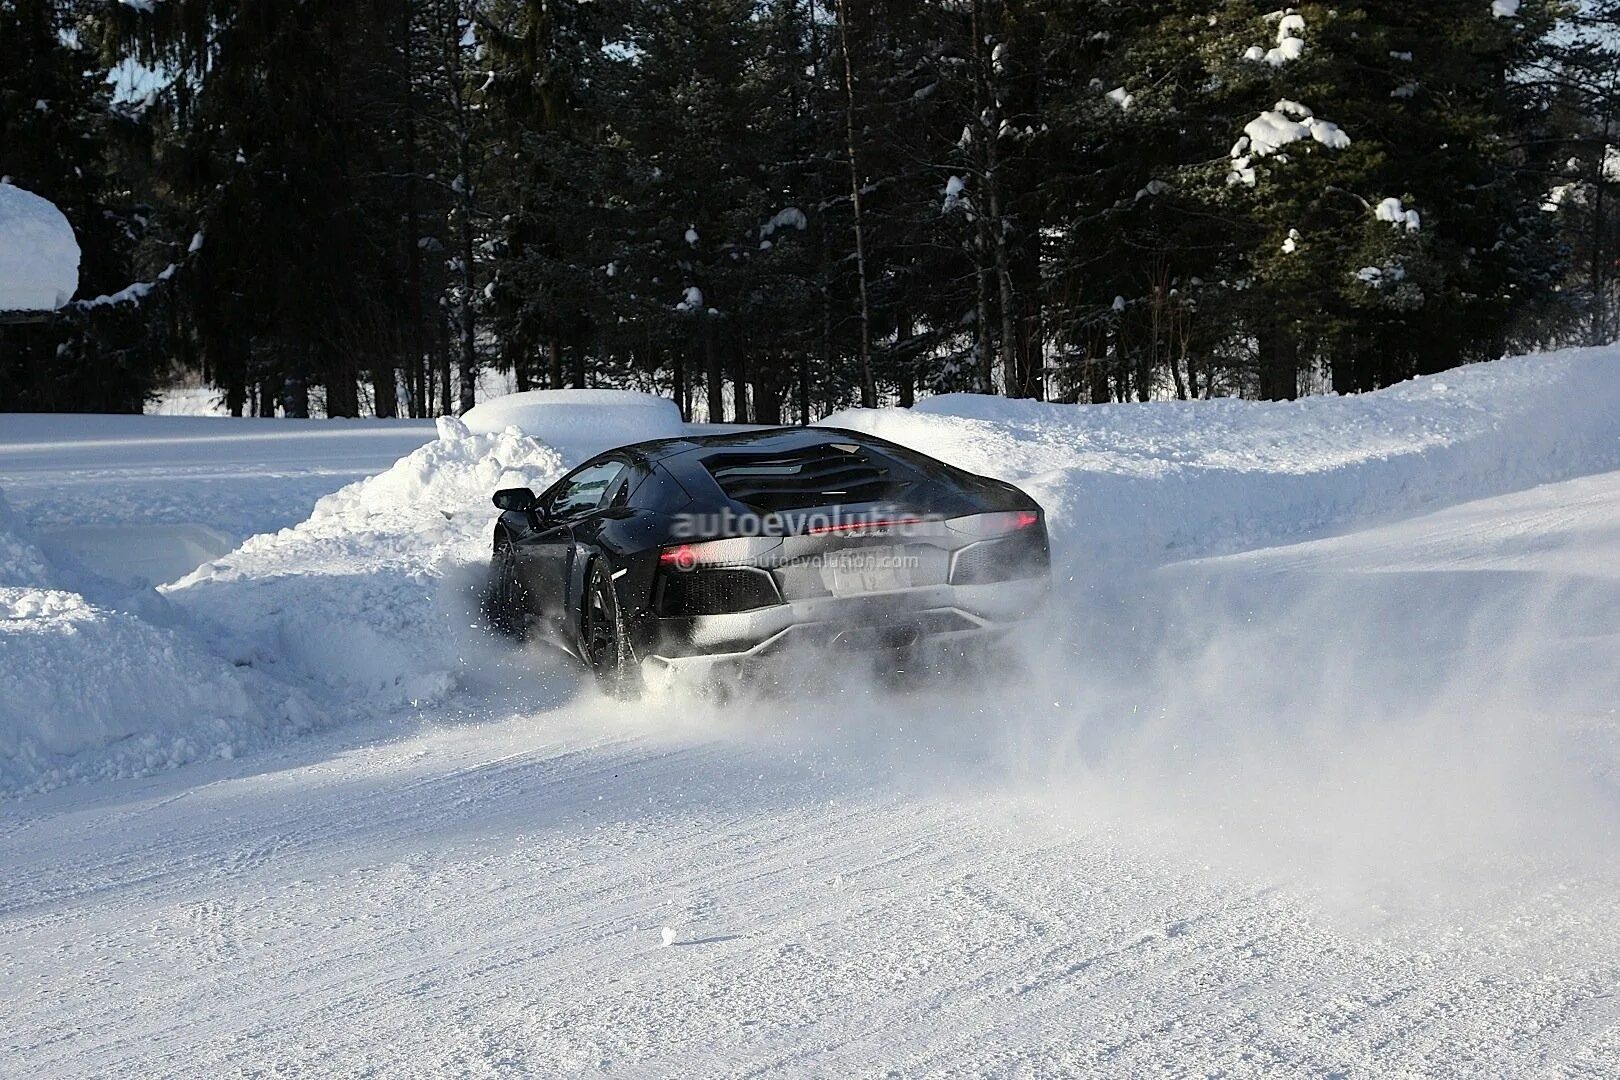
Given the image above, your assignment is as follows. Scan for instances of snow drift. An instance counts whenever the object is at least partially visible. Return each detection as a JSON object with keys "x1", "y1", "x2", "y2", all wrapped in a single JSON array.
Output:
[
  {"x1": 162, "y1": 419, "x2": 566, "y2": 710},
  {"x1": 0, "y1": 486, "x2": 319, "y2": 794},
  {"x1": 459, "y1": 389, "x2": 682, "y2": 455},
  {"x1": 823, "y1": 348, "x2": 1620, "y2": 566},
  {"x1": 0, "y1": 182, "x2": 79, "y2": 311}
]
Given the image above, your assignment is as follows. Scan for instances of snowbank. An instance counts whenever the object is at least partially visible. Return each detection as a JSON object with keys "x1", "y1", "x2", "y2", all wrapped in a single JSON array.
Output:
[
  {"x1": 822, "y1": 348, "x2": 1620, "y2": 564},
  {"x1": 0, "y1": 182, "x2": 78, "y2": 311},
  {"x1": 163, "y1": 422, "x2": 566, "y2": 708},
  {"x1": 1, "y1": 483, "x2": 322, "y2": 795},
  {"x1": 460, "y1": 389, "x2": 682, "y2": 456},
  {"x1": 0, "y1": 587, "x2": 318, "y2": 794}
]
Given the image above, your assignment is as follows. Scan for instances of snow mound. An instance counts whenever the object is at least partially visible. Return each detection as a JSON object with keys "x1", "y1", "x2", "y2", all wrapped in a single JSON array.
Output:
[
  {"x1": 822, "y1": 347, "x2": 1620, "y2": 564},
  {"x1": 164, "y1": 426, "x2": 567, "y2": 708},
  {"x1": 0, "y1": 587, "x2": 317, "y2": 796},
  {"x1": 0, "y1": 488, "x2": 52, "y2": 588},
  {"x1": 459, "y1": 390, "x2": 682, "y2": 457},
  {"x1": 0, "y1": 182, "x2": 79, "y2": 311}
]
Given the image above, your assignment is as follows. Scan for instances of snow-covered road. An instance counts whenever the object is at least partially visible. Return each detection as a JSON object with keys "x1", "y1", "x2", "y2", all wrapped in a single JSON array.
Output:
[
  {"x1": 5, "y1": 471, "x2": 1620, "y2": 1076},
  {"x1": 4, "y1": 353, "x2": 1620, "y2": 1075}
]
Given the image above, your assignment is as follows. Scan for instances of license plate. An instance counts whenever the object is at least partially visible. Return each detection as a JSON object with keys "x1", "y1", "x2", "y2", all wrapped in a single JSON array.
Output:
[{"x1": 826, "y1": 547, "x2": 911, "y2": 595}]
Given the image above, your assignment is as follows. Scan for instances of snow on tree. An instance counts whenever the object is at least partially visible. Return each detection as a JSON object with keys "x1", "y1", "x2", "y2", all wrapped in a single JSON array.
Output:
[{"x1": 0, "y1": 182, "x2": 78, "y2": 312}]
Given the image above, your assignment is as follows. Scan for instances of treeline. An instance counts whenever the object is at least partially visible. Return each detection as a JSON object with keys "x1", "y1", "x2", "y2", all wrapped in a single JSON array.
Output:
[{"x1": 3, "y1": 0, "x2": 1619, "y2": 417}]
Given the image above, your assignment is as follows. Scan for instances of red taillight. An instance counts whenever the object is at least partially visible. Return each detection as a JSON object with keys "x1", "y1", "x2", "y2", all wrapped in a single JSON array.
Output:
[
  {"x1": 660, "y1": 544, "x2": 699, "y2": 570},
  {"x1": 659, "y1": 536, "x2": 784, "y2": 570},
  {"x1": 945, "y1": 510, "x2": 1041, "y2": 538}
]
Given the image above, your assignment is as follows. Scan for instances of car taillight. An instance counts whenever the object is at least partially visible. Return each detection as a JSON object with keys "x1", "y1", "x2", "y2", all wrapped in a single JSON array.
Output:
[
  {"x1": 659, "y1": 536, "x2": 783, "y2": 570},
  {"x1": 943, "y1": 509, "x2": 1041, "y2": 538}
]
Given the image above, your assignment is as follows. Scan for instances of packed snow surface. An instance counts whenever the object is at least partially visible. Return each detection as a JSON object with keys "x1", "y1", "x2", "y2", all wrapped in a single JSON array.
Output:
[
  {"x1": 4, "y1": 347, "x2": 1620, "y2": 1075},
  {"x1": 0, "y1": 182, "x2": 79, "y2": 311}
]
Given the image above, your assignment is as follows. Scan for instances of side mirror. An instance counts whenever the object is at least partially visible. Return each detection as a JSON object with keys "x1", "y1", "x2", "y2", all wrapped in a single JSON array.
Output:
[{"x1": 493, "y1": 487, "x2": 537, "y2": 513}]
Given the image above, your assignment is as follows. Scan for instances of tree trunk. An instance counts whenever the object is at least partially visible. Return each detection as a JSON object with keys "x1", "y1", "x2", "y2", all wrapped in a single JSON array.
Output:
[
  {"x1": 730, "y1": 338, "x2": 749, "y2": 423},
  {"x1": 399, "y1": 0, "x2": 423, "y2": 423},
  {"x1": 673, "y1": 340, "x2": 688, "y2": 421},
  {"x1": 704, "y1": 319, "x2": 724, "y2": 423},
  {"x1": 797, "y1": 348, "x2": 811, "y2": 425},
  {"x1": 753, "y1": 366, "x2": 782, "y2": 425},
  {"x1": 836, "y1": 0, "x2": 875, "y2": 409},
  {"x1": 325, "y1": 369, "x2": 360, "y2": 418},
  {"x1": 1591, "y1": 114, "x2": 1611, "y2": 348},
  {"x1": 283, "y1": 375, "x2": 309, "y2": 419},
  {"x1": 1257, "y1": 324, "x2": 1300, "y2": 401},
  {"x1": 547, "y1": 337, "x2": 563, "y2": 389},
  {"x1": 372, "y1": 366, "x2": 398, "y2": 418},
  {"x1": 896, "y1": 307, "x2": 915, "y2": 407}
]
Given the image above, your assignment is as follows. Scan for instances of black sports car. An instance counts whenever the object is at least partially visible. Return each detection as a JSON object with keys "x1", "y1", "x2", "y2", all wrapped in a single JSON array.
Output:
[{"x1": 482, "y1": 426, "x2": 1050, "y2": 695}]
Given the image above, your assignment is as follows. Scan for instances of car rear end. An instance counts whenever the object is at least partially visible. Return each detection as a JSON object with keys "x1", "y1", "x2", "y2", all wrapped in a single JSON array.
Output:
[{"x1": 641, "y1": 433, "x2": 1050, "y2": 680}]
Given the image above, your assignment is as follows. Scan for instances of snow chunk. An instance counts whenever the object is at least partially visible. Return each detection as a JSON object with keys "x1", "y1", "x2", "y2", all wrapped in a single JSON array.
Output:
[
  {"x1": 1375, "y1": 197, "x2": 1422, "y2": 232},
  {"x1": 942, "y1": 175, "x2": 968, "y2": 214},
  {"x1": 77, "y1": 264, "x2": 176, "y2": 309},
  {"x1": 1309, "y1": 119, "x2": 1350, "y2": 149},
  {"x1": 760, "y1": 207, "x2": 807, "y2": 238},
  {"x1": 1135, "y1": 179, "x2": 1172, "y2": 202},
  {"x1": 1266, "y1": 37, "x2": 1306, "y2": 66},
  {"x1": 0, "y1": 183, "x2": 79, "y2": 311},
  {"x1": 1244, "y1": 110, "x2": 1312, "y2": 156},
  {"x1": 1261, "y1": 11, "x2": 1306, "y2": 66},
  {"x1": 1106, "y1": 86, "x2": 1134, "y2": 111},
  {"x1": 1282, "y1": 228, "x2": 1301, "y2": 254},
  {"x1": 1492, "y1": 0, "x2": 1519, "y2": 16},
  {"x1": 1356, "y1": 264, "x2": 1406, "y2": 285},
  {"x1": 684, "y1": 227, "x2": 699, "y2": 245},
  {"x1": 675, "y1": 285, "x2": 704, "y2": 312}
]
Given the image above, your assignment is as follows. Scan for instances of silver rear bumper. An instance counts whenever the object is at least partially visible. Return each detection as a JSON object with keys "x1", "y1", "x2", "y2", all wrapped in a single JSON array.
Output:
[{"x1": 642, "y1": 576, "x2": 1048, "y2": 678}]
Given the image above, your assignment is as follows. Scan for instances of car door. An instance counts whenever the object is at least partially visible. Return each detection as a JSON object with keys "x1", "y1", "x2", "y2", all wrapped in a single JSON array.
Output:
[{"x1": 525, "y1": 457, "x2": 629, "y2": 640}]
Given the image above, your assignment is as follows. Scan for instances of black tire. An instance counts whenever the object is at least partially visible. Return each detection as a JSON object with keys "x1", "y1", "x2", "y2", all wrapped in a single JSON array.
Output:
[
  {"x1": 482, "y1": 539, "x2": 531, "y2": 640},
  {"x1": 581, "y1": 560, "x2": 643, "y2": 699}
]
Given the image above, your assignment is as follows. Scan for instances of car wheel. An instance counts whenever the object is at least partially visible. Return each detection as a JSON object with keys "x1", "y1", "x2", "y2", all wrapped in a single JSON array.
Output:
[
  {"x1": 482, "y1": 539, "x2": 530, "y2": 640},
  {"x1": 582, "y1": 560, "x2": 643, "y2": 699}
]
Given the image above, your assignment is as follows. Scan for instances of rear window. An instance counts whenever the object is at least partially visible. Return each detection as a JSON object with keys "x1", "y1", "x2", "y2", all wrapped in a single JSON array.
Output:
[{"x1": 704, "y1": 442, "x2": 911, "y2": 511}]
